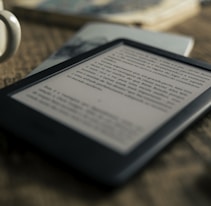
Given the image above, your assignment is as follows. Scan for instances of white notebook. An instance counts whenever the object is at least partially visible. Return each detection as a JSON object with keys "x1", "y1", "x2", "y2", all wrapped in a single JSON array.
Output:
[{"x1": 29, "y1": 22, "x2": 195, "y2": 76}]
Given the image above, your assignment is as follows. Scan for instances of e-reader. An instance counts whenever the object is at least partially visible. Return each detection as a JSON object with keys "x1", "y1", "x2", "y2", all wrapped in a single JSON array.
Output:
[{"x1": 0, "y1": 39, "x2": 210, "y2": 186}]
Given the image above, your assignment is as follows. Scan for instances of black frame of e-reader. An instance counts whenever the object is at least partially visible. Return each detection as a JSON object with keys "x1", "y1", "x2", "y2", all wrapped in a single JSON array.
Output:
[{"x1": 0, "y1": 39, "x2": 210, "y2": 186}]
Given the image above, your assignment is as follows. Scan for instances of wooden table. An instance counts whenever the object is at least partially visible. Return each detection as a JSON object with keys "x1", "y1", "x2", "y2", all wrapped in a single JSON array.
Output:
[{"x1": 0, "y1": 2, "x2": 211, "y2": 206}]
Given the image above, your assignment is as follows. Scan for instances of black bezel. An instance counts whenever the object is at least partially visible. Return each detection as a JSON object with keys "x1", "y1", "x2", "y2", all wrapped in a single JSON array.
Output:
[{"x1": 0, "y1": 39, "x2": 210, "y2": 186}]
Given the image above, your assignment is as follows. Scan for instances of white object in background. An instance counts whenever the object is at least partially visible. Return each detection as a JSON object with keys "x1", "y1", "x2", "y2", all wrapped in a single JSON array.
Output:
[
  {"x1": 30, "y1": 22, "x2": 194, "y2": 76},
  {"x1": 0, "y1": 0, "x2": 21, "y2": 63}
]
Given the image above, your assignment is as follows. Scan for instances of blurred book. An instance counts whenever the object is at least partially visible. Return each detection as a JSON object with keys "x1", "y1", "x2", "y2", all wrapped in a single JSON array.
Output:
[
  {"x1": 13, "y1": 0, "x2": 200, "y2": 30},
  {"x1": 29, "y1": 22, "x2": 194, "y2": 76}
]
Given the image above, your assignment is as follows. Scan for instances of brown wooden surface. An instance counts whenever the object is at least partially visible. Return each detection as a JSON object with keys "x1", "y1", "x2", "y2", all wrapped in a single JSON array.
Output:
[{"x1": 0, "y1": 2, "x2": 211, "y2": 206}]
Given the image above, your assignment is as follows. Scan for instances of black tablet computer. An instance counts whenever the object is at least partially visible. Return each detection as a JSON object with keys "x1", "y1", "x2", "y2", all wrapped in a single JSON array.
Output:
[{"x1": 0, "y1": 39, "x2": 210, "y2": 186}]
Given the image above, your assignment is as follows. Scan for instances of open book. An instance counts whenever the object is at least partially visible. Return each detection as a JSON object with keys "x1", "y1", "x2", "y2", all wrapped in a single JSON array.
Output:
[
  {"x1": 29, "y1": 22, "x2": 195, "y2": 76},
  {"x1": 13, "y1": 0, "x2": 200, "y2": 30}
]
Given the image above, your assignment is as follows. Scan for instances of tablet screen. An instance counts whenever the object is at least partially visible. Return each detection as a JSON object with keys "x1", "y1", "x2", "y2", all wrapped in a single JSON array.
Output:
[{"x1": 11, "y1": 44, "x2": 211, "y2": 153}]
